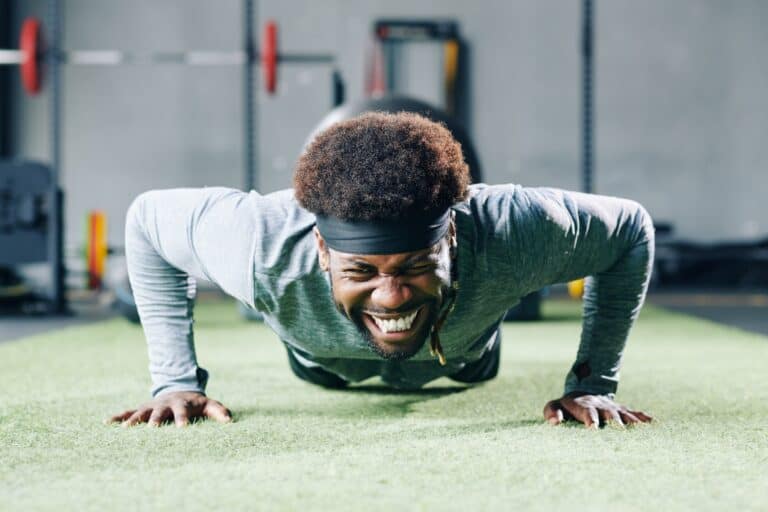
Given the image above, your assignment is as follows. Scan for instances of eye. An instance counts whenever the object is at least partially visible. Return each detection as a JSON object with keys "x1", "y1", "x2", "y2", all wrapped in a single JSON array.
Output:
[
  {"x1": 343, "y1": 267, "x2": 375, "y2": 280},
  {"x1": 406, "y1": 264, "x2": 435, "y2": 275}
]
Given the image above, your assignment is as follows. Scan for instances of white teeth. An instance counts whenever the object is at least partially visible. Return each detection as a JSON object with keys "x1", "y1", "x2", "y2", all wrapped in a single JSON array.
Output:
[{"x1": 371, "y1": 309, "x2": 419, "y2": 333}]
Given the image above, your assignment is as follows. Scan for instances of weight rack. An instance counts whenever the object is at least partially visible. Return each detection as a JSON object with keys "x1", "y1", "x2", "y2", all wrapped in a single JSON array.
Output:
[{"x1": 2, "y1": 0, "x2": 340, "y2": 314}]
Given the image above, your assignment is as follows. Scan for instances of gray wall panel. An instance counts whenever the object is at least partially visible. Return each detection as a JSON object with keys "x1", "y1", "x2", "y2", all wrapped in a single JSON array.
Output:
[
  {"x1": 597, "y1": 0, "x2": 768, "y2": 240},
  {"x1": 10, "y1": 0, "x2": 768, "y2": 258}
]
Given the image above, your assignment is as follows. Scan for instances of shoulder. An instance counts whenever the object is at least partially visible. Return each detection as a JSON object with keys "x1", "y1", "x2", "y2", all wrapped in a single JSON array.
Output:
[
  {"x1": 451, "y1": 182, "x2": 529, "y2": 239},
  {"x1": 248, "y1": 189, "x2": 320, "y2": 279},
  {"x1": 452, "y1": 183, "x2": 520, "y2": 224}
]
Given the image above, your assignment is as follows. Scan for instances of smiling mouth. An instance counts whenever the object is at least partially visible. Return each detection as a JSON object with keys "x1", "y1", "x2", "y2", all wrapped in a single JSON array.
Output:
[{"x1": 362, "y1": 306, "x2": 427, "y2": 343}]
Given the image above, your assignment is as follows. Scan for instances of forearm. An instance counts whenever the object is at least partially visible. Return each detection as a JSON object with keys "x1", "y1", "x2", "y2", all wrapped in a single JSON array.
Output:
[
  {"x1": 564, "y1": 215, "x2": 654, "y2": 397},
  {"x1": 125, "y1": 192, "x2": 207, "y2": 397}
]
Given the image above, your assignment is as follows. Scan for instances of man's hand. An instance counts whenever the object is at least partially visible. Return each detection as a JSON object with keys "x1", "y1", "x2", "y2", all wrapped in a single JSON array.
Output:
[
  {"x1": 106, "y1": 391, "x2": 232, "y2": 427},
  {"x1": 543, "y1": 393, "x2": 652, "y2": 429}
]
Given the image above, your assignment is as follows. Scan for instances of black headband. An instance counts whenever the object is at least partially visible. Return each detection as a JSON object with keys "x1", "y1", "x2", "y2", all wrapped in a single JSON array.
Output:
[{"x1": 316, "y1": 209, "x2": 451, "y2": 255}]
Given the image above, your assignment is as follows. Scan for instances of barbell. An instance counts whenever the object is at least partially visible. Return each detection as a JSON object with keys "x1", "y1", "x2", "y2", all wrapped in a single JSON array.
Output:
[{"x1": 0, "y1": 17, "x2": 334, "y2": 96}]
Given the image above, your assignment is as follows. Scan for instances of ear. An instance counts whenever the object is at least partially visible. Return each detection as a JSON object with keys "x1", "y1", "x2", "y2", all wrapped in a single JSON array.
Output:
[{"x1": 314, "y1": 227, "x2": 330, "y2": 271}]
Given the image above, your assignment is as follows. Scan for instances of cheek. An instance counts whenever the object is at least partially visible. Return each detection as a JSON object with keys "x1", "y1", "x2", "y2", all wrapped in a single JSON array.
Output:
[
  {"x1": 330, "y1": 275, "x2": 368, "y2": 308},
  {"x1": 411, "y1": 273, "x2": 445, "y2": 296}
]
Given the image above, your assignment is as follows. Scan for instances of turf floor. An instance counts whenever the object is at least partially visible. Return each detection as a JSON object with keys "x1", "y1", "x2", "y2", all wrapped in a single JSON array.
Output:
[{"x1": 1, "y1": 299, "x2": 767, "y2": 511}]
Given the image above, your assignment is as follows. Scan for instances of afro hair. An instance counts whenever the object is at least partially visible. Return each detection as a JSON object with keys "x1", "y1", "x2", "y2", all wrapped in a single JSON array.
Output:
[{"x1": 294, "y1": 111, "x2": 470, "y2": 221}]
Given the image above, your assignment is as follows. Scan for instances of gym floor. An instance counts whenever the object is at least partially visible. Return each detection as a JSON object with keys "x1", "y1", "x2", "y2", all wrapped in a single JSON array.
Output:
[
  {"x1": 2, "y1": 297, "x2": 766, "y2": 511},
  {"x1": 648, "y1": 290, "x2": 768, "y2": 336},
  {"x1": 0, "y1": 294, "x2": 116, "y2": 344}
]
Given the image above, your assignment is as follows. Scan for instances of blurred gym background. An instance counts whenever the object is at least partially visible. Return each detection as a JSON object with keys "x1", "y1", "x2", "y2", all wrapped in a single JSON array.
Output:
[{"x1": 1, "y1": 0, "x2": 767, "y2": 339}]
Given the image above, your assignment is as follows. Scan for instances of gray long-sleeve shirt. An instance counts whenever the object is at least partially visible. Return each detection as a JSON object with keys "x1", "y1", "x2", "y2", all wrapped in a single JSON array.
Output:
[{"x1": 125, "y1": 183, "x2": 654, "y2": 397}]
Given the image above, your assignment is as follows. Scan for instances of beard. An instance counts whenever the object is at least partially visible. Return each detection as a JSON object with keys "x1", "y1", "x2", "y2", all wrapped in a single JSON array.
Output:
[
  {"x1": 330, "y1": 277, "x2": 443, "y2": 362},
  {"x1": 352, "y1": 298, "x2": 439, "y2": 361}
]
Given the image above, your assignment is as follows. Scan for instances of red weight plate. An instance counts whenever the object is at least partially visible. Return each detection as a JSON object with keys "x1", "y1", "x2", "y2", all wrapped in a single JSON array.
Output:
[
  {"x1": 262, "y1": 20, "x2": 277, "y2": 94},
  {"x1": 20, "y1": 17, "x2": 42, "y2": 95}
]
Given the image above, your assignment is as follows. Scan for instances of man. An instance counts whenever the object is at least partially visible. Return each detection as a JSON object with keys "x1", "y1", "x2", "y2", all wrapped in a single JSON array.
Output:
[{"x1": 109, "y1": 112, "x2": 654, "y2": 429}]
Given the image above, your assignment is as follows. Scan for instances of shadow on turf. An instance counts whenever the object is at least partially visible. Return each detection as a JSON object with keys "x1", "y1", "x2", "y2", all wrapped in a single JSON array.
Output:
[
  {"x1": 538, "y1": 313, "x2": 583, "y2": 322},
  {"x1": 343, "y1": 384, "x2": 470, "y2": 395},
  {"x1": 233, "y1": 385, "x2": 550, "y2": 429},
  {"x1": 233, "y1": 384, "x2": 474, "y2": 421}
]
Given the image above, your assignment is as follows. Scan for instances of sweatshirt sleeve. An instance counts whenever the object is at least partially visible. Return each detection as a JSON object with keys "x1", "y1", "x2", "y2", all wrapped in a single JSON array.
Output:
[
  {"x1": 125, "y1": 187, "x2": 258, "y2": 397},
  {"x1": 505, "y1": 187, "x2": 655, "y2": 398}
]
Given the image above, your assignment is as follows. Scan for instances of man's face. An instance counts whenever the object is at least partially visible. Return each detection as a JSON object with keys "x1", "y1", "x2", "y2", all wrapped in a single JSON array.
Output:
[{"x1": 314, "y1": 222, "x2": 454, "y2": 361}]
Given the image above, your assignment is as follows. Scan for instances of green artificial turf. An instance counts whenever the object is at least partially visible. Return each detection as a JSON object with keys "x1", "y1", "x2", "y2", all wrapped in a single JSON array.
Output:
[{"x1": 1, "y1": 298, "x2": 767, "y2": 511}]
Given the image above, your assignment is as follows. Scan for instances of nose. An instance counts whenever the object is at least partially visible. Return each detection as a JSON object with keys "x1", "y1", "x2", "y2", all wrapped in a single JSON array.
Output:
[{"x1": 370, "y1": 275, "x2": 413, "y2": 311}]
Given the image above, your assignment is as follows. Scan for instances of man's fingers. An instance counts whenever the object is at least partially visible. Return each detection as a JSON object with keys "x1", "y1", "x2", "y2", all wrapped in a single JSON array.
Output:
[
  {"x1": 603, "y1": 408, "x2": 625, "y2": 429},
  {"x1": 204, "y1": 400, "x2": 233, "y2": 424},
  {"x1": 544, "y1": 400, "x2": 563, "y2": 425},
  {"x1": 619, "y1": 410, "x2": 642, "y2": 425},
  {"x1": 542, "y1": 400, "x2": 562, "y2": 425},
  {"x1": 170, "y1": 403, "x2": 190, "y2": 427},
  {"x1": 560, "y1": 398, "x2": 599, "y2": 429},
  {"x1": 106, "y1": 410, "x2": 136, "y2": 424},
  {"x1": 109, "y1": 395, "x2": 234, "y2": 429},
  {"x1": 629, "y1": 410, "x2": 653, "y2": 423},
  {"x1": 584, "y1": 406, "x2": 600, "y2": 429},
  {"x1": 552, "y1": 396, "x2": 653, "y2": 430},
  {"x1": 122, "y1": 408, "x2": 151, "y2": 427},
  {"x1": 148, "y1": 407, "x2": 172, "y2": 427}
]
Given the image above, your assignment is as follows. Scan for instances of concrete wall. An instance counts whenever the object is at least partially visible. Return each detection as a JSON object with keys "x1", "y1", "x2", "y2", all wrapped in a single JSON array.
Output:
[
  {"x1": 597, "y1": 0, "x2": 768, "y2": 242},
  {"x1": 11, "y1": 0, "x2": 768, "y2": 258}
]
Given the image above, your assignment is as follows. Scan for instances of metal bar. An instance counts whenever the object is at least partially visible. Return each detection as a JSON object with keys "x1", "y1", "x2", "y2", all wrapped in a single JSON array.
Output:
[
  {"x1": 152, "y1": 50, "x2": 247, "y2": 65},
  {"x1": 62, "y1": 50, "x2": 124, "y2": 65},
  {"x1": 0, "y1": 49, "x2": 23, "y2": 64},
  {"x1": 48, "y1": 0, "x2": 66, "y2": 313},
  {"x1": 277, "y1": 54, "x2": 334, "y2": 64},
  {"x1": 581, "y1": 0, "x2": 594, "y2": 194},
  {"x1": 383, "y1": 41, "x2": 398, "y2": 93},
  {"x1": 243, "y1": 0, "x2": 256, "y2": 192},
  {"x1": 0, "y1": 48, "x2": 334, "y2": 67},
  {"x1": 0, "y1": 1, "x2": 13, "y2": 157},
  {"x1": 332, "y1": 69, "x2": 345, "y2": 107},
  {"x1": 184, "y1": 51, "x2": 246, "y2": 65}
]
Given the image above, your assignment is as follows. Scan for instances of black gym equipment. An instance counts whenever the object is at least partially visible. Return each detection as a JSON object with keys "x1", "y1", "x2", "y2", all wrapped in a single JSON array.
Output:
[
  {"x1": 0, "y1": 160, "x2": 64, "y2": 312},
  {"x1": 369, "y1": 19, "x2": 470, "y2": 130},
  {"x1": 1, "y1": 1, "x2": 66, "y2": 314},
  {"x1": 308, "y1": 95, "x2": 483, "y2": 184}
]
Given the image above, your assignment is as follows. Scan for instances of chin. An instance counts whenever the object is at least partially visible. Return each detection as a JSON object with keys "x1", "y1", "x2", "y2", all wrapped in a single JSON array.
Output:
[
  {"x1": 369, "y1": 335, "x2": 428, "y2": 361},
  {"x1": 355, "y1": 303, "x2": 438, "y2": 361}
]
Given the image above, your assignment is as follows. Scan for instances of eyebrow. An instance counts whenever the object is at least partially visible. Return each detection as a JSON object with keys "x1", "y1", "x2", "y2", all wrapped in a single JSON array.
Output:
[
  {"x1": 344, "y1": 250, "x2": 435, "y2": 268},
  {"x1": 344, "y1": 260, "x2": 376, "y2": 269}
]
